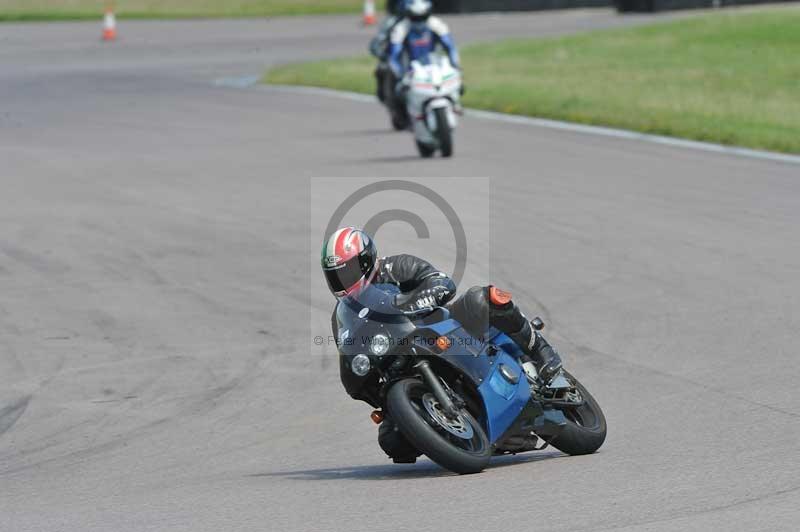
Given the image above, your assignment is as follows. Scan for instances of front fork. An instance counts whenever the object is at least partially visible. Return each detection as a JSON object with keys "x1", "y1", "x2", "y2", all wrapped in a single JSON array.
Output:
[
  {"x1": 414, "y1": 360, "x2": 459, "y2": 417},
  {"x1": 424, "y1": 100, "x2": 457, "y2": 132}
]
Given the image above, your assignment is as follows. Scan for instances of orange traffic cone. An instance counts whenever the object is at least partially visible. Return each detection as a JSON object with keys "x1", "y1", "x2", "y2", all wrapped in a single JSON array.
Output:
[
  {"x1": 363, "y1": 0, "x2": 377, "y2": 25},
  {"x1": 102, "y1": 7, "x2": 117, "y2": 41}
]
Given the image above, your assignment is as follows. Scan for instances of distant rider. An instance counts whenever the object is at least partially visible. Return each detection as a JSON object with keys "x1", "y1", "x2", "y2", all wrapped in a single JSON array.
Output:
[
  {"x1": 374, "y1": 0, "x2": 461, "y2": 120},
  {"x1": 369, "y1": 0, "x2": 407, "y2": 102},
  {"x1": 388, "y1": 0, "x2": 461, "y2": 81}
]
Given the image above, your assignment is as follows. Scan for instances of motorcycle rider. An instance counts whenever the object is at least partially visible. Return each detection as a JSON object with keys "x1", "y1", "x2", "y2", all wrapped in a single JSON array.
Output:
[
  {"x1": 369, "y1": 0, "x2": 407, "y2": 103},
  {"x1": 322, "y1": 227, "x2": 563, "y2": 462},
  {"x1": 380, "y1": 0, "x2": 462, "y2": 124},
  {"x1": 388, "y1": 0, "x2": 460, "y2": 80},
  {"x1": 322, "y1": 226, "x2": 563, "y2": 382}
]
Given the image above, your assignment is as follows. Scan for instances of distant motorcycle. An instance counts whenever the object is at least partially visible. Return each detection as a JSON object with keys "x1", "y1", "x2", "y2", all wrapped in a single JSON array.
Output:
[
  {"x1": 369, "y1": 16, "x2": 411, "y2": 131},
  {"x1": 335, "y1": 283, "x2": 607, "y2": 474},
  {"x1": 401, "y1": 56, "x2": 462, "y2": 158}
]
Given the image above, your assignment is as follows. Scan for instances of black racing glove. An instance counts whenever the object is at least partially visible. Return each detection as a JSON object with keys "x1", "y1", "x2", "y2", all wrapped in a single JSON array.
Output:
[{"x1": 395, "y1": 284, "x2": 453, "y2": 312}]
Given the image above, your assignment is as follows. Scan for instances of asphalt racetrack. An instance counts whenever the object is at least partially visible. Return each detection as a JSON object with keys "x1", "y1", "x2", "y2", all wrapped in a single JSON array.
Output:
[{"x1": 2, "y1": 9, "x2": 799, "y2": 532}]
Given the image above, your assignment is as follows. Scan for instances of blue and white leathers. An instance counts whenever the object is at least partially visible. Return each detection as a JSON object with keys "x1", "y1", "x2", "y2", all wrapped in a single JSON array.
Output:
[{"x1": 388, "y1": 17, "x2": 461, "y2": 77}]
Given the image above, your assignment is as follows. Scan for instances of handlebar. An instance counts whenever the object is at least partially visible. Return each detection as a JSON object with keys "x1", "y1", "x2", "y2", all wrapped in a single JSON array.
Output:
[
  {"x1": 401, "y1": 305, "x2": 438, "y2": 316},
  {"x1": 394, "y1": 290, "x2": 449, "y2": 318}
]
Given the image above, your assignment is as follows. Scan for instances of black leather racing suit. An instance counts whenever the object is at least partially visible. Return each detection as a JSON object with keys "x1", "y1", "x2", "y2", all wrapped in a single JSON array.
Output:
[
  {"x1": 330, "y1": 253, "x2": 561, "y2": 383},
  {"x1": 371, "y1": 255, "x2": 556, "y2": 366}
]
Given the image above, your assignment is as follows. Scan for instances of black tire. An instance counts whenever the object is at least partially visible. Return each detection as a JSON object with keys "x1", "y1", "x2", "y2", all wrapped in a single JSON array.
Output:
[
  {"x1": 387, "y1": 378, "x2": 491, "y2": 474},
  {"x1": 549, "y1": 371, "x2": 607, "y2": 456},
  {"x1": 391, "y1": 113, "x2": 409, "y2": 131},
  {"x1": 416, "y1": 140, "x2": 435, "y2": 158},
  {"x1": 434, "y1": 107, "x2": 453, "y2": 157},
  {"x1": 375, "y1": 71, "x2": 386, "y2": 103},
  {"x1": 384, "y1": 75, "x2": 408, "y2": 131}
]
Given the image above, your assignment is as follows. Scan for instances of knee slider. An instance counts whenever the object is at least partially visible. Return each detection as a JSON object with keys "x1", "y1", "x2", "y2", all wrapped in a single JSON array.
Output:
[
  {"x1": 487, "y1": 285, "x2": 513, "y2": 308},
  {"x1": 485, "y1": 286, "x2": 527, "y2": 333}
]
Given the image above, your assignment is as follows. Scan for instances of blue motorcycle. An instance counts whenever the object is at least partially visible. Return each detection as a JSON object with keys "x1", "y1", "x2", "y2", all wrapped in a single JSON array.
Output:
[{"x1": 335, "y1": 284, "x2": 607, "y2": 474}]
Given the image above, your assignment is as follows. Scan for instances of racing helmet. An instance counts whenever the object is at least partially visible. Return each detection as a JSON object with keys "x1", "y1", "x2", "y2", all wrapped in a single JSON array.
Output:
[
  {"x1": 405, "y1": 0, "x2": 432, "y2": 23},
  {"x1": 322, "y1": 227, "x2": 379, "y2": 299}
]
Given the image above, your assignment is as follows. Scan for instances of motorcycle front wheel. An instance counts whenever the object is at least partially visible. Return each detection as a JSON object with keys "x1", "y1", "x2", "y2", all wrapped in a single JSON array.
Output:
[
  {"x1": 387, "y1": 378, "x2": 490, "y2": 474},
  {"x1": 434, "y1": 107, "x2": 453, "y2": 157},
  {"x1": 549, "y1": 371, "x2": 607, "y2": 456}
]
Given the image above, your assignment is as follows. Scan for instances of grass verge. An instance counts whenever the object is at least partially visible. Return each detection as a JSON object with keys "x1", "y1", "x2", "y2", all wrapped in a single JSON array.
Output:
[
  {"x1": 266, "y1": 6, "x2": 800, "y2": 154},
  {"x1": 0, "y1": 1, "x2": 362, "y2": 21}
]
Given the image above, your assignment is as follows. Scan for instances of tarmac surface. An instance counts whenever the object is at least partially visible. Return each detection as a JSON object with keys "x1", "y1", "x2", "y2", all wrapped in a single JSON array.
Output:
[{"x1": 1, "y1": 9, "x2": 799, "y2": 532}]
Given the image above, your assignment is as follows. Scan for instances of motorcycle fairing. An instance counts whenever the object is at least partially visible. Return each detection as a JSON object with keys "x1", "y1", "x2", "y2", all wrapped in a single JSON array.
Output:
[
  {"x1": 335, "y1": 283, "x2": 531, "y2": 443},
  {"x1": 476, "y1": 350, "x2": 531, "y2": 442},
  {"x1": 335, "y1": 285, "x2": 415, "y2": 404},
  {"x1": 432, "y1": 326, "x2": 531, "y2": 443}
]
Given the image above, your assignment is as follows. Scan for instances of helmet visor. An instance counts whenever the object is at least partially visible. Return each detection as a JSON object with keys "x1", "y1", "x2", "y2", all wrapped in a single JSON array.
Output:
[{"x1": 324, "y1": 253, "x2": 375, "y2": 296}]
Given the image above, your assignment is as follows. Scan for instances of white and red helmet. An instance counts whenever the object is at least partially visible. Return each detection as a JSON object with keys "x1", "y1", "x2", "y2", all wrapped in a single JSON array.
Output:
[{"x1": 321, "y1": 227, "x2": 378, "y2": 298}]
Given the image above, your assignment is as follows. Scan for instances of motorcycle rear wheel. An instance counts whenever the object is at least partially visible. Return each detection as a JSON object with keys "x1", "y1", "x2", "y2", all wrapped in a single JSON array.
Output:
[
  {"x1": 548, "y1": 371, "x2": 607, "y2": 455},
  {"x1": 387, "y1": 378, "x2": 490, "y2": 474},
  {"x1": 384, "y1": 76, "x2": 408, "y2": 131},
  {"x1": 391, "y1": 111, "x2": 409, "y2": 131},
  {"x1": 416, "y1": 141, "x2": 435, "y2": 158}
]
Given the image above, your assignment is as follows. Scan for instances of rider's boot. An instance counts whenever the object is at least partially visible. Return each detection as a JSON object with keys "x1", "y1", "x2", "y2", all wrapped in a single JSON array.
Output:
[
  {"x1": 378, "y1": 416, "x2": 420, "y2": 464},
  {"x1": 508, "y1": 321, "x2": 563, "y2": 383},
  {"x1": 484, "y1": 285, "x2": 562, "y2": 383}
]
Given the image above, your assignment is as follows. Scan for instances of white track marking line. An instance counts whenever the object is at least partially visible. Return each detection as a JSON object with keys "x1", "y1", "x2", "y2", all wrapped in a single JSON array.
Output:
[
  {"x1": 258, "y1": 82, "x2": 376, "y2": 103},
  {"x1": 215, "y1": 75, "x2": 800, "y2": 166}
]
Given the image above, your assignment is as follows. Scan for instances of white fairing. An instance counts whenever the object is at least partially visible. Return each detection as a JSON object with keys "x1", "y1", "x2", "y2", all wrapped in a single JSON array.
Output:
[
  {"x1": 425, "y1": 98, "x2": 454, "y2": 131},
  {"x1": 403, "y1": 55, "x2": 462, "y2": 146}
]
